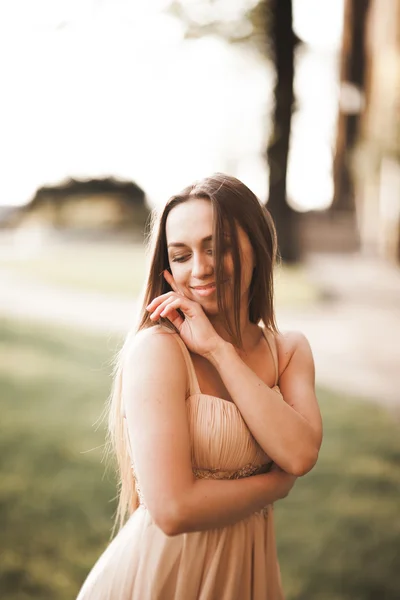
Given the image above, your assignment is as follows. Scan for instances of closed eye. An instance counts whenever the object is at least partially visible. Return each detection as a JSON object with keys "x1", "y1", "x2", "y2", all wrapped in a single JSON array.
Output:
[
  {"x1": 171, "y1": 255, "x2": 190, "y2": 263},
  {"x1": 171, "y1": 249, "x2": 215, "y2": 262}
]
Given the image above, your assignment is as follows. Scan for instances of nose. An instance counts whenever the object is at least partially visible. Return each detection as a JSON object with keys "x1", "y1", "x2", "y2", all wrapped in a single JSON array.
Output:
[{"x1": 191, "y1": 252, "x2": 214, "y2": 280}]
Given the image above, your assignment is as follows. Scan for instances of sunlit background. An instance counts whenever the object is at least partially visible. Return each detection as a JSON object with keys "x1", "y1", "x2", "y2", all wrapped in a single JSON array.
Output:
[
  {"x1": 1, "y1": 1, "x2": 400, "y2": 599},
  {"x1": 1, "y1": 0, "x2": 343, "y2": 210}
]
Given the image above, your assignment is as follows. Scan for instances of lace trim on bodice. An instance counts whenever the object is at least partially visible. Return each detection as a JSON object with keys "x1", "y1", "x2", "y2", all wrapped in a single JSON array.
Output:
[
  {"x1": 193, "y1": 462, "x2": 272, "y2": 480},
  {"x1": 132, "y1": 462, "x2": 273, "y2": 510}
]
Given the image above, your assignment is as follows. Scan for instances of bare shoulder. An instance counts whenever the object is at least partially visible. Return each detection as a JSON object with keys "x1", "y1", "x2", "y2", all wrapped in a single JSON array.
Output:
[
  {"x1": 122, "y1": 325, "x2": 188, "y2": 388},
  {"x1": 125, "y1": 325, "x2": 183, "y2": 357},
  {"x1": 274, "y1": 330, "x2": 313, "y2": 375}
]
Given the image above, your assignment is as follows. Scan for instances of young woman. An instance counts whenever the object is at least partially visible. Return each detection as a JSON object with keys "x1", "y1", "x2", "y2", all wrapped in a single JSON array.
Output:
[{"x1": 76, "y1": 173, "x2": 322, "y2": 600}]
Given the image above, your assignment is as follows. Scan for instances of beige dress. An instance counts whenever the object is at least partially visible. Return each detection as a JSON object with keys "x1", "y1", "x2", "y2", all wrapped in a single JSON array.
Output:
[{"x1": 77, "y1": 327, "x2": 285, "y2": 600}]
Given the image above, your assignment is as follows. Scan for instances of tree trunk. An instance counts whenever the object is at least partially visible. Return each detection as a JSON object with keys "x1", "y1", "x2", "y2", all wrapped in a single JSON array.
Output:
[
  {"x1": 332, "y1": 0, "x2": 371, "y2": 212},
  {"x1": 266, "y1": 0, "x2": 299, "y2": 263}
]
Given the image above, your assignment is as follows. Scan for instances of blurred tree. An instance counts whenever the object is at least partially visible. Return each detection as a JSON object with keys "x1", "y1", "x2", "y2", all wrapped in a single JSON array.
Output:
[
  {"x1": 168, "y1": 0, "x2": 301, "y2": 262},
  {"x1": 264, "y1": 0, "x2": 299, "y2": 262},
  {"x1": 332, "y1": 0, "x2": 371, "y2": 212}
]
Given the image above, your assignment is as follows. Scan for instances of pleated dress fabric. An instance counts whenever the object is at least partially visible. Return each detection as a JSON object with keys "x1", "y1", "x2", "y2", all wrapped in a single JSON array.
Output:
[{"x1": 76, "y1": 327, "x2": 285, "y2": 600}]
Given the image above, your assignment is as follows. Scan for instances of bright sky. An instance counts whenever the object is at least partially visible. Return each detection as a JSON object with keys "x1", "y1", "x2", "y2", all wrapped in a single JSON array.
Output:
[{"x1": 0, "y1": 0, "x2": 343, "y2": 211}]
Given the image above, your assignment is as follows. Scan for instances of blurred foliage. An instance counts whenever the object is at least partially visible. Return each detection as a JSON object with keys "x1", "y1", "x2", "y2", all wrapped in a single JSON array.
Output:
[
  {"x1": 168, "y1": 0, "x2": 270, "y2": 56},
  {"x1": 1, "y1": 318, "x2": 399, "y2": 599},
  {"x1": 167, "y1": 0, "x2": 301, "y2": 61}
]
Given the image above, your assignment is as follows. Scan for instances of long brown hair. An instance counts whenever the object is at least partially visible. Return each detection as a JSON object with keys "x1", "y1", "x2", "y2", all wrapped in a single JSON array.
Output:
[{"x1": 106, "y1": 172, "x2": 279, "y2": 531}]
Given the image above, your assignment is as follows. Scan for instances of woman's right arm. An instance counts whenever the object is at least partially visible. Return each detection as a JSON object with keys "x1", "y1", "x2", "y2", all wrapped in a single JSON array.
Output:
[
  {"x1": 173, "y1": 466, "x2": 296, "y2": 534},
  {"x1": 122, "y1": 328, "x2": 296, "y2": 536}
]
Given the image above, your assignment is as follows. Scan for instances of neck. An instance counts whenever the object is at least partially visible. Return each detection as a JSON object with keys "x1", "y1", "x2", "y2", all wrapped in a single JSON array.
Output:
[{"x1": 208, "y1": 305, "x2": 261, "y2": 353}]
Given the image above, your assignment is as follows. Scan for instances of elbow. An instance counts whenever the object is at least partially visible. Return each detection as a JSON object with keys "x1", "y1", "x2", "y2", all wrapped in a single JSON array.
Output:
[
  {"x1": 156, "y1": 519, "x2": 182, "y2": 538},
  {"x1": 288, "y1": 447, "x2": 319, "y2": 477},
  {"x1": 152, "y1": 499, "x2": 188, "y2": 537}
]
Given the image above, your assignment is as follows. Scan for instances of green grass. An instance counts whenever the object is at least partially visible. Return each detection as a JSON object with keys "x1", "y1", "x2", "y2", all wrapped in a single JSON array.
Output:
[
  {"x1": 275, "y1": 393, "x2": 400, "y2": 600},
  {"x1": 1, "y1": 318, "x2": 399, "y2": 599},
  {"x1": 0, "y1": 240, "x2": 320, "y2": 307},
  {"x1": 0, "y1": 319, "x2": 122, "y2": 600}
]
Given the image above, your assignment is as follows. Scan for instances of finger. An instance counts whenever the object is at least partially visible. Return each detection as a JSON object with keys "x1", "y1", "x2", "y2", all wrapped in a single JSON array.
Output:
[
  {"x1": 149, "y1": 296, "x2": 180, "y2": 320},
  {"x1": 160, "y1": 299, "x2": 185, "y2": 329},
  {"x1": 160, "y1": 297, "x2": 184, "y2": 317},
  {"x1": 153, "y1": 294, "x2": 197, "y2": 321},
  {"x1": 146, "y1": 291, "x2": 176, "y2": 311}
]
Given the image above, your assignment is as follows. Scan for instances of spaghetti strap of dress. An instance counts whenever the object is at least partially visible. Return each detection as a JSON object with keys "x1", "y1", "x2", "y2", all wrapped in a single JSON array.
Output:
[
  {"x1": 261, "y1": 327, "x2": 279, "y2": 386},
  {"x1": 121, "y1": 326, "x2": 201, "y2": 419},
  {"x1": 171, "y1": 332, "x2": 202, "y2": 397},
  {"x1": 173, "y1": 327, "x2": 279, "y2": 392}
]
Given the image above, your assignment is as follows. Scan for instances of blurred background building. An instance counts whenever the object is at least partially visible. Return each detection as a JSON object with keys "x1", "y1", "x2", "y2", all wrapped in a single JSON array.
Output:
[{"x1": 354, "y1": 0, "x2": 400, "y2": 262}]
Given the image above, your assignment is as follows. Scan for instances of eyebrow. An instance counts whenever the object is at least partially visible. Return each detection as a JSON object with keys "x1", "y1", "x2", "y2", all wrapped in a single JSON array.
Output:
[
  {"x1": 167, "y1": 235, "x2": 213, "y2": 249},
  {"x1": 167, "y1": 234, "x2": 232, "y2": 249}
]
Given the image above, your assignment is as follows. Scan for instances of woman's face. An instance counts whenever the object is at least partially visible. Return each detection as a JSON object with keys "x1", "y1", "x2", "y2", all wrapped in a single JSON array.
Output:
[{"x1": 165, "y1": 198, "x2": 255, "y2": 315}]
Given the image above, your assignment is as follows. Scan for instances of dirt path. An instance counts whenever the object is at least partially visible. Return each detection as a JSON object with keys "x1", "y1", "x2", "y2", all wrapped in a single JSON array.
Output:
[{"x1": 1, "y1": 253, "x2": 399, "y2": 408}]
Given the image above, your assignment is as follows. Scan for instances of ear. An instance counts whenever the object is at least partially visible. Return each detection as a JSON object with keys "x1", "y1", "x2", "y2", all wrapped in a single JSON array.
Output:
[{"x1": 163, "y1": 269, "x2": 179, "y2": 293}]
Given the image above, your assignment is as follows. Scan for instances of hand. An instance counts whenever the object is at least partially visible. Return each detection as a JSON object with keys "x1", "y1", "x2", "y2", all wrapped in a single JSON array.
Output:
[
  {"x1": 146, "y1": 270, "x2": 225, "y2": 357},
  {"x1": 269, "y1": 463, "x2": 297, "y2": 499}
]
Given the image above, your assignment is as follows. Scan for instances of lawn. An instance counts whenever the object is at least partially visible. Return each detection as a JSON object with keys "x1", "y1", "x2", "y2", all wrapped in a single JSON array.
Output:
[
  {"x1": 0, "y1": 239, "x2": 148, "y2": 298},
  {"x1": 1, "y1": 318, "x2": 399, "y2": 599}
]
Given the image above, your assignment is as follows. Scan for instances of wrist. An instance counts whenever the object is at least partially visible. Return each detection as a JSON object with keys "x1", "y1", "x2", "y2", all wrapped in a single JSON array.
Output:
[
  {"x1": 203, "y1": 340, "x2": 236, "y2": 367},
  {"x1": 257, "y1": 470, "x2": 290, "y2": 503}
]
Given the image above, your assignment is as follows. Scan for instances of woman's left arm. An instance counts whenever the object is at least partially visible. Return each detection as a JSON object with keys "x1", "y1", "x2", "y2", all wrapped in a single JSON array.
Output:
[{"x1": 206, "y1": 331, "x2": 323, "y2": 476}]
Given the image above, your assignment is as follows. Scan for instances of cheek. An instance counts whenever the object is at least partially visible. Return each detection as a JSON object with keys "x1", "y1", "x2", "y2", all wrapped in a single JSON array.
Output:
[
  {"x1": 222, "y1": 254, "x2": 253, "y2": 292},
  {"x1": 223, "y1": 255, "x2": 233, "y2": 276},
  {"x1": 169, "y1": 262, "x2": 188, "y2": 286},
  {"x1": 240, "y1": 251, "x2": 255, "y2": 290}
]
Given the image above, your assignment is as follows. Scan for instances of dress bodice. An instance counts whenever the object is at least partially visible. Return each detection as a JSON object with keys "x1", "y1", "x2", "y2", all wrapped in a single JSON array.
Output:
[
  {"x1": 126, "y1": 326, "x2": 281, "y2": 507},
  {"x1": 180, "y1": 325, "x2": 279, "y2": 477},
  {"x1": 186, "y1": 393, "x2": 272, "y2": 476}
]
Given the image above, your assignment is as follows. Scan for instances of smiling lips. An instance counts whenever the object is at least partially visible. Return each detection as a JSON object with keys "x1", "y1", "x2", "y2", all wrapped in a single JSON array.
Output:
[
  {"x1": 191, "y1": 280, "x2": 229, "y2": 297},
  {"x1": 191, "y1": 282, "x2": 216, "y2": 297},
  {"x1": 192, "y1": 282, "x2": 216, "y2": 289}
]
